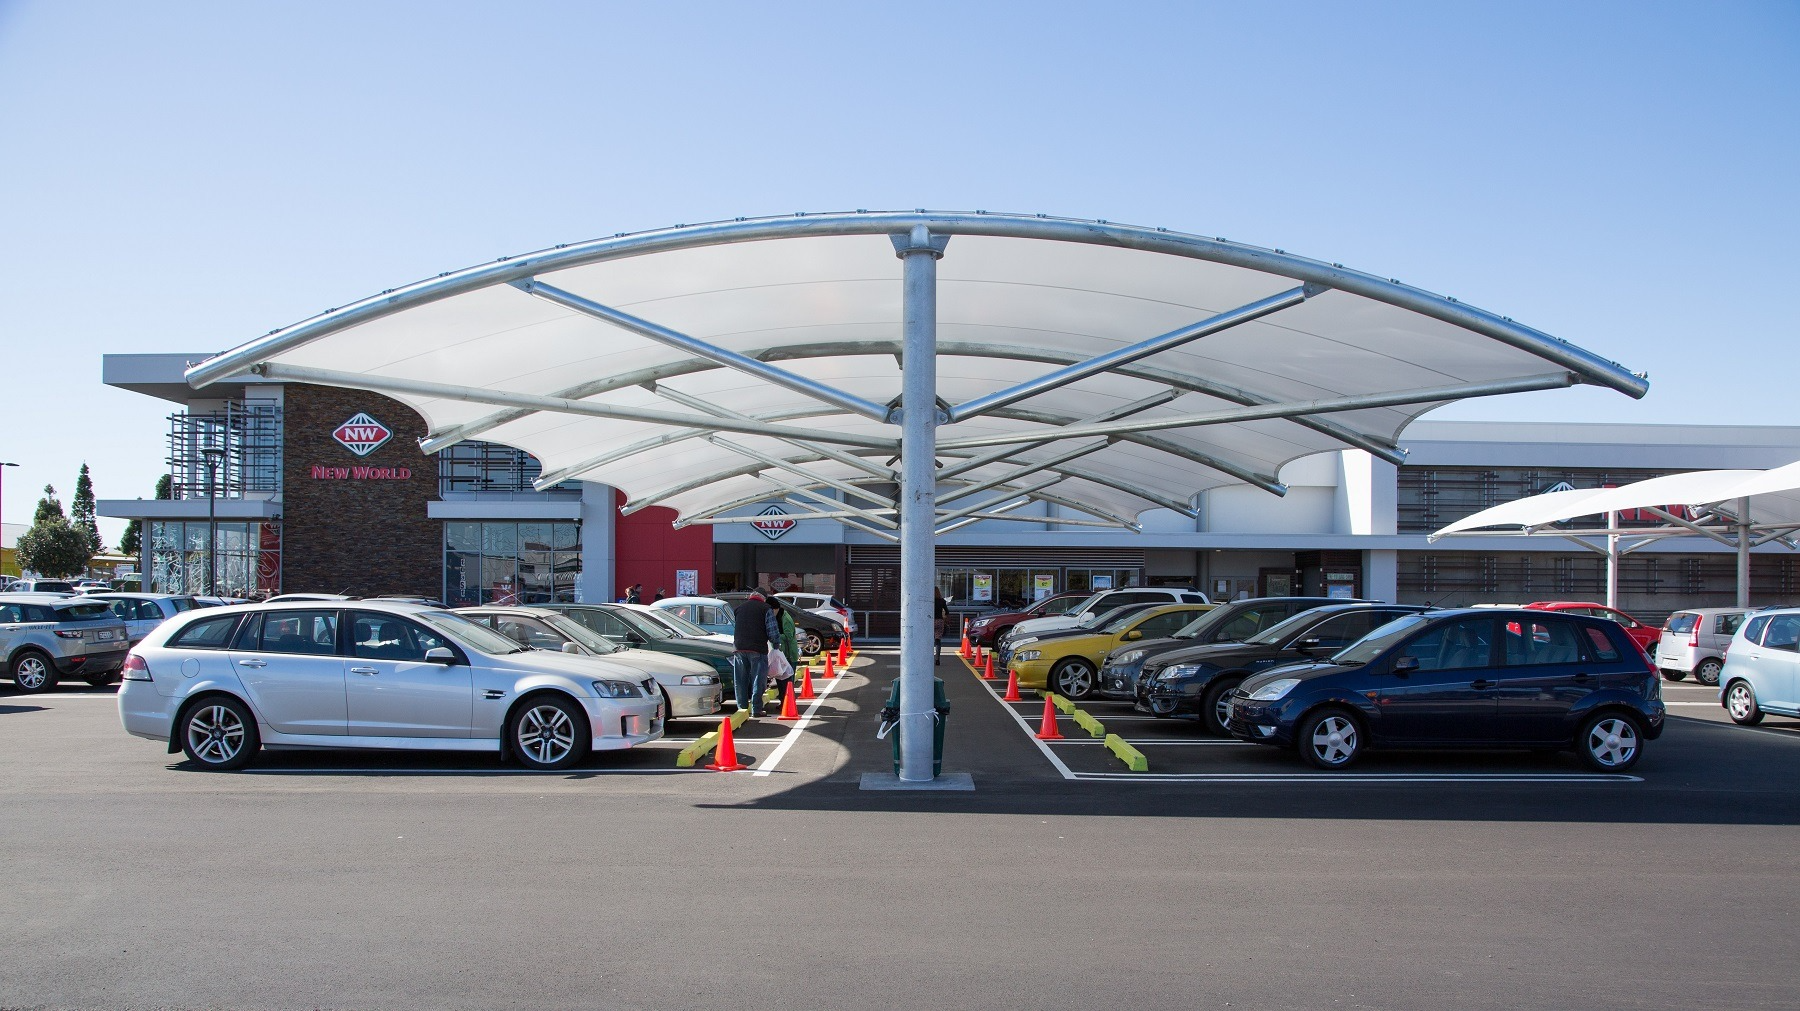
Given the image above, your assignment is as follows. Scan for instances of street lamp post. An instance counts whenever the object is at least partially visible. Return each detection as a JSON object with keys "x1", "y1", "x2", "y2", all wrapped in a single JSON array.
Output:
[
  {"x1": 202, "y1": 447, "x2": 224, "y2": 597},
  {"x1": 0, "y1": 461, "x2": 18, "y2": 579}
]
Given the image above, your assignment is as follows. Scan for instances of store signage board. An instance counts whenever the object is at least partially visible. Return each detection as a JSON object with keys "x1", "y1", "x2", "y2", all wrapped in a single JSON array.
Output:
[
  {"x1": 676, "y1": 569, "x2": 699, "y2": 596},
  {"x1": 333, "y1": 413, "x2": 392, "y2": 456},
  {"x1": 751, "y1": 505, "x2": 794, "y2": 540},
  {"x1": 310, "y1": 465, "x2": 412, "y2": 481}
]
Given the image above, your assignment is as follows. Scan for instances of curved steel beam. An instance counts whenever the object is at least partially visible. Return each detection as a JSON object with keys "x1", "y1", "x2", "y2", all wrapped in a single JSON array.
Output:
[
  {"x1": 187, "y1": 210, "x2": 1647, "y2": 400},
  {"x1": 414, "y1": 338, "x2": 1406, "y2": 465}
]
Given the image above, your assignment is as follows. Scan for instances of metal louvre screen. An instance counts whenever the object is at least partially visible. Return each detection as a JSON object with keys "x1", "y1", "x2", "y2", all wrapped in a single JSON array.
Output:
[{"x1": 849, "y1": 546, "x2": 1146, "y2": 568}]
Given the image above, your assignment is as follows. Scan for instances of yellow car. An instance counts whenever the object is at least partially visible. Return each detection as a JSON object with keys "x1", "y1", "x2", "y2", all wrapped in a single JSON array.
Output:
[{"x1": 1008, "y1": 603, "x2": 1214, "y2": 700}]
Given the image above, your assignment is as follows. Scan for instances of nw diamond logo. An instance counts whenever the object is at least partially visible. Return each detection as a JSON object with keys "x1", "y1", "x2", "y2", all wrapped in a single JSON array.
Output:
[
  {"x1": 751, "y1": 505, "x2": 795, "y2": 540},
  {"x1": 332, "y1": 413, "x2": 392, "y2": 456}
]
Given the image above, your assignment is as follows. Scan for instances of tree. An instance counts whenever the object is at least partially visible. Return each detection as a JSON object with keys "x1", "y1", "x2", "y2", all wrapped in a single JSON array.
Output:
[
  {"x1": 33, "y1": 484, "x2": 64, "y2": 527},
  {"x1": 17, "y1": 519, "x2": 90, "y2": 578},
  {"x1": 71, "y1": 463, "x2": 101, "y2": 553}
]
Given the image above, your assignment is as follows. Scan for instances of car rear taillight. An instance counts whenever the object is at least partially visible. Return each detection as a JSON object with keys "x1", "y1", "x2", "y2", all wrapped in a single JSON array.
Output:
[
  {"x1": 121, "y1": 654, "x2": 152, "y2": 681},
  {"x1": 1689, "y1": 626, "x2": 1700, "y2": 648},
  {"x1": 54, "y1": 629, "x2": 84, "y2": 639}
]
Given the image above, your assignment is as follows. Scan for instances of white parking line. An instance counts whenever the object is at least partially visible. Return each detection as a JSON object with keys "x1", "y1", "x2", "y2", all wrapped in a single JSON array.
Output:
[
  {"x1": 1665, "y1": 701, "x2": 1721, "y2": 707},
  {"x1": 750, "y1": 670, "x2": 852, "y2": 777},
  {"x1": 1046, "y1": 739, "x2": 1253, "y2": 746},
  {"x1": 243, "y1": 767, "x2": 695, "y2": 776},
  {"x1": 1070, "y1": 772, "x2": 1643, "y2": 783}
]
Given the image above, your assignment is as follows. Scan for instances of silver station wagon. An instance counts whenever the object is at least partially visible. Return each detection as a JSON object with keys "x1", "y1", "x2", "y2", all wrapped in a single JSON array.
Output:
[
  {"x1": 117, "y1": 600, "x2": 664, "y2": 771},
  {"x1": 1, "y1": 593, "x2": 131, "y2": 690}
]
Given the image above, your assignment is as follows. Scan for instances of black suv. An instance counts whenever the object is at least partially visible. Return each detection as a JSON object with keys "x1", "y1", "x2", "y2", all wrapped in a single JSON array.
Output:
[
  {"x1": 1135, "y1": 603, "x2": 1424, "y2": 733},
  {"x1": 1097, "y1": 596, "x2": 1356, "y2": 702}
]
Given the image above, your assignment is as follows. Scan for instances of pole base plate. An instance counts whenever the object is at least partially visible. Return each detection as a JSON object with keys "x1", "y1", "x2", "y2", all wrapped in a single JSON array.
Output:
[{"x1": 858, "y1": 772, "x2": 975, "y2": 792}]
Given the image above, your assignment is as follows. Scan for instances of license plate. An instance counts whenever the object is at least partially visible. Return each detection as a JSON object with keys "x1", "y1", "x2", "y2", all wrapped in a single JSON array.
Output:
[{"x1": 96, "y1": 630, "x2": 114, "y2": 640}]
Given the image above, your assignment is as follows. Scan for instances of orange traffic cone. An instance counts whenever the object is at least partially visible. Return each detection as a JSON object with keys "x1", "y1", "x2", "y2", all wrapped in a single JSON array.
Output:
[
  {"x1": 822, "y1": 652, "x2": 836, "y2": 679},
  {"x1": 799, "y1": 665, "x2": 817, "y2": 700},
  {"x1": 777, "y1": 680, "x2": 801, "y2": 720},
  {"x1": 1035, "y1": 696, "x2": 1065, "y2": 740},
  {"x1": 1003, "y1": 667, "x2": 1022, "y2": 702},
  {"x1": 976, "y1": 645, "x2": 986, "y2": 668},
  {"x1": 838, "y1": 638, "x2": 850, "y2": 666},
  {"x1": 960, "y1": 631, "x2": 972, "y2": 660},
  {"x1": 706, "y1": 714, "x2": 745, "y2": 771},
  {"x1": 983, "y1": 652, "x2": 996, "y2": 680}
]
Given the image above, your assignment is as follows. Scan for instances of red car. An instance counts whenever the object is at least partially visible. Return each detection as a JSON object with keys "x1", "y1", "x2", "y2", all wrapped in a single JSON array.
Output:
[
  {"x1": 1524, "y1": 601, "x2": 1659, "y2": 658},
  {"x1": 964, "y1": 592, "x2": 1089, "y2": 647}
]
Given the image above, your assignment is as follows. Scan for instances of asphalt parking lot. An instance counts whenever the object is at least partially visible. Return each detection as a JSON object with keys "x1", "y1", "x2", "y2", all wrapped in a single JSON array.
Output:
[{"x1": 5, "y1": 650, "x2": 1800, "y2": 1010}]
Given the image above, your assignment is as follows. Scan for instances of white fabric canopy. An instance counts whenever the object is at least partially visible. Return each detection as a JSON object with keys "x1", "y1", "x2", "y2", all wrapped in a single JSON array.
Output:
[
  {"x1": 1432, "y1": 465, "x2": 1800, "y2": 539},
  {"x1": 187, "y1": 211, "x2": 1646, "y2": 525}
]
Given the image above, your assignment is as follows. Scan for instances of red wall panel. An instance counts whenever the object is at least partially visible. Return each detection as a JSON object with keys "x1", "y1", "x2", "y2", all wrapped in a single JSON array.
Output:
[{"x1": 611, "y1": 490, "x2": 713, "y2": 601}]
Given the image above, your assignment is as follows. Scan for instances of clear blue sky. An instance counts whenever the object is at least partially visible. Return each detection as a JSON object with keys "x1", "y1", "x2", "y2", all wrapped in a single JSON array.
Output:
[{"x1": 1, "y1": 1, "x2": 1795, "y2": 541}]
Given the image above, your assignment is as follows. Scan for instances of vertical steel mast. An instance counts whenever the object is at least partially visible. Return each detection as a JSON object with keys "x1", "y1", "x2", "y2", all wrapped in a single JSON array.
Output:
[{"x1": 893, "y1": 224, "x2": 947, "y2": 782}]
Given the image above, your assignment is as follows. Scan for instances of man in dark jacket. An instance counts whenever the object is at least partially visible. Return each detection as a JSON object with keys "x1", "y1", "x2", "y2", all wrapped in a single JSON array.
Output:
[{"x1": 730, "y1": 589, "x2": 781, "y2": 717}]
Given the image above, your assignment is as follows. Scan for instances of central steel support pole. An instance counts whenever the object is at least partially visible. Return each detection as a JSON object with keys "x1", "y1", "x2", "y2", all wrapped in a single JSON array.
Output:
[
  {"x1": 1605, "y1": 510, "x2": 1619, "y2": 609},
  {"x1": 895, "y1": 225, "x2": 945, "y2": 782},
  {"x1": 1737, "y1": 496, "x2": 1752, "y2": 608}
]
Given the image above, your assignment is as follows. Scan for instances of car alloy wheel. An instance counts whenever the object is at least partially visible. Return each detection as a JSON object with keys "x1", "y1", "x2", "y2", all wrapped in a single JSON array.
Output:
[
  {"x1": 180, "y1": 698, "x2": 259, "y2": 770},
  {"x1": 10, "y1": 651, "x2": 53, "y2": 692},
  {"x1": 1201, "y1": 681, "x2": 1239, "y2": 737},
  {"x1": 1726, "y1": 681, "x2": 1763, "y2": 725},
  {"x1": 510, "y1": 695, "x2": 589, "y2": 771},
  {"x1": 1580, "y1": 713, "x2": 1641, "y2": 772},
  {"x1": 800, "y1": 631, "x2": 823, "y2": 656},
  {"x1": 1300, "y1": 710, "x2": 1361, "y2": 770},
  {"x1": 1052, "y1": 659, "x2": 1095, "y2": 700},
  {"x1": 1694, "y1": 659, "x2": 1723, "y2": 687}
]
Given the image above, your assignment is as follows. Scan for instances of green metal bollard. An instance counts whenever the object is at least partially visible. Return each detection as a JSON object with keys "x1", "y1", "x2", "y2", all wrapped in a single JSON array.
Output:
[{"x1": 882, "y1": 677, "x2": 949, "y2": 777}]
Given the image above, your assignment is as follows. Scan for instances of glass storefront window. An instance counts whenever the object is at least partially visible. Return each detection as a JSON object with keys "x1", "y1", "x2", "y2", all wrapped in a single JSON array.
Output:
[
  {"x1": 444, "y1": 521, "x2": 581, "y2": 606},
  {"x1": 146, "y1": 520, "x2": 281, "y2": 597}
]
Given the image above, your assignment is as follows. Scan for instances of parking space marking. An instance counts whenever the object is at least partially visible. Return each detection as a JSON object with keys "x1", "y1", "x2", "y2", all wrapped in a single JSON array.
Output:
[
  {"x1": 1045, "y1": 739, "x2": 1254, "y2": 746},
  {"x1": 1069, "y1": 771, "x2": 1644, "y2": 783},
  {"x1": 960, "y1": 658, "x2": 1076, "y2": 780},
  {"x1": 241, "y1": 767, "x2": 697, "y2": 776},
  {"x1": 1665, "y1": 701, "x2": 1721, "y2": 706},
  {"x1": 751, "y1": 668, "x2": 853, "y2": 777}
]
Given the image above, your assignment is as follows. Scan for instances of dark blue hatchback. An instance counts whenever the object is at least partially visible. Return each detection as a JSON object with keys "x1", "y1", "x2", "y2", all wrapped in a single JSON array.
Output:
[{"x1": 1223, "y1": 608, "x2": 1664, "y2": 771}]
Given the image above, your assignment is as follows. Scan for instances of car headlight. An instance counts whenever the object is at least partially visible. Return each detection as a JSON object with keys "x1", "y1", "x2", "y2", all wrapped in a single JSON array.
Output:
[
  {"x1": 1246, "y1": 678, "x2": 1300, "y2": 701},
  {"x1": 1158, "y1": 663, "x2": 1206, "y2": 680},
  {"x1": 971, "y1": 619, "x2": 991, "y2": 630},
  {"x1": 1017, "y1": 650, "x2": 1041, "y2": 662},
  {"x1": 1118, "y1": 650, "x2": 1146, "y2": 665},
  {"x1": 680, "y1": 674, "x2": 718, "y2": 686},
  {"x1": 591, "y1": 679, "x2": 644, "y2": 698}
]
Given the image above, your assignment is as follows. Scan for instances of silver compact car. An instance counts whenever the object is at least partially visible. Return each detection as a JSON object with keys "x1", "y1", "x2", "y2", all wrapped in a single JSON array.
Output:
[
  {"x1": 457, "y1": 605, "x2": 723, "y2": 719},
  {"x1": 1, "y1": 593, "x2": 131, "y2": 690},
  {"x1": 117, "y1": 600, "x2": 663, "y2": 771},
  {"x1": 89, "y1": 592, "x2": 209, "y2": 646}
]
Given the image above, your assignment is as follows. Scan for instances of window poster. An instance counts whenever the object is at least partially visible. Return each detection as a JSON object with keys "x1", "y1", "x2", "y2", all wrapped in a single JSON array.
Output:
[
  {"x1": 1092, "y1": 574, "x2": 1113, "y2": 591},
  {"x1": 973, "y1": 574, "x2": 993, "y2": 602},
  {"x1": 676, "y1": 569, "x2": 699, "y2": 596},
  {"x1": 1034, "y1": 575, "x2": 1056, "y2": 600}
]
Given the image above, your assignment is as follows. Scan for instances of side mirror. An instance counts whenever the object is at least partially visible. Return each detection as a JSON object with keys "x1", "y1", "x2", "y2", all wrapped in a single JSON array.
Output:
[
  {"x1": 1391, "y1": 655, "x2": 1419, "y2": 675},
  {"x1": 626, "y1": 633, "x2": 645, "y2": 646},
  {"x1": 1125, "y1": 630, "x2": 1142, "y2": 640},
  {"x1": 1295, "y1": 637, "x2": 1325, "y2": 653},
  {"x1": 424, "y1": 647, "x2": 457, "y2": 665},
  {"x1": 561, "y1": 642, "x2": 582, "y2": 654}
]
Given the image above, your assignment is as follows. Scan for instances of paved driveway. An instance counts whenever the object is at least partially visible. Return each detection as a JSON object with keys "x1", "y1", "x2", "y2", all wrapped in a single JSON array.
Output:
[{"x1": 3, "y1": 652, "x2": 1798, "y2": 1010}]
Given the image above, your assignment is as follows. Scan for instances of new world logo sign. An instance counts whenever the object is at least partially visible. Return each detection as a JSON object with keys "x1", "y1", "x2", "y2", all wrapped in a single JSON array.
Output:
[
  {"x1": 752, "y1": 505, "x2": 796, "y2": 540},
  {"x1": 332, "y1": 413, "x2": 392, "y2": 456}
]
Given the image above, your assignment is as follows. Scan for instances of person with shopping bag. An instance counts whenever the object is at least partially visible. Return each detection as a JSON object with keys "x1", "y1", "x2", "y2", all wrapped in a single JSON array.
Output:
[{"x1": 729, "y1": 589, "x2": 781, "y2": 718}]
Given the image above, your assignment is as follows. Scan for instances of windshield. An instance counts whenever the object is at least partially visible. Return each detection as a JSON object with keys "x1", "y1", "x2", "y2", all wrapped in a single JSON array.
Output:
[
  {"x1": 1099, "y1": 607, "x2": 1153, "y2": 633},
  {"x1": 1329, "y1": 614, "x2": 1430, "y2": 665},
  {"x1": 543, "y1": 613, "x2": 624, "y2": 653},
  {"x1": 611, "y1": 607, "x2": 676, "y2": 640},
  {"x1": 651, "y1": 610, "x2": 715, "y2": 638},
  {"x1": 1246, "y1": 608, "x2": 1335, "y2": 646},
  {"x1": 1063, "y1": 593, "x2": 1102, "y2": 618},
  {"x1": 56, "y1": 602, "x2": 116, "y2": 621},
  {"x1": 415, "y1": 609, "x2": 531, "y2": 655}
]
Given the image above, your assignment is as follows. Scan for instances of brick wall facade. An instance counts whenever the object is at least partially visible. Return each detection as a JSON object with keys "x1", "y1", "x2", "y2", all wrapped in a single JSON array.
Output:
[{"x1": 281, "y1": 385, "x2": 441, "y2": 597}]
